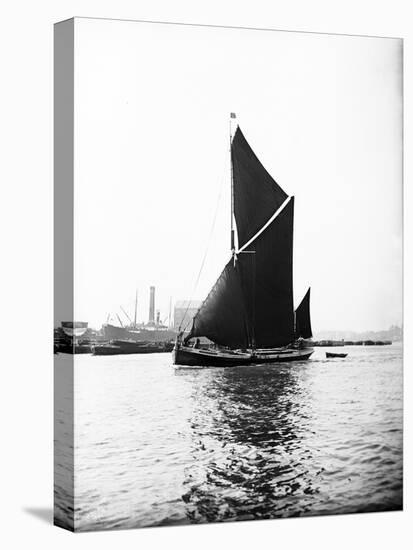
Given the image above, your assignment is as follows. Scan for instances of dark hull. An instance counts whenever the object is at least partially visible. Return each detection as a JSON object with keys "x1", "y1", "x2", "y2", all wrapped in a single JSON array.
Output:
[
  {"x1": 173, "y1": 345, "x2": 313, "y2": 367},
  {"x1": 111, "y1": 339, "x2": 150, "y2": 349},
  {"x1": 93, "y1": 342, "x2": 173, "y2": 355},
  {"x1": 54, "y1": 344, "x2": 92, "y2": 354},
  {"x1": 326, "y1": 352, "x2": 348, "y2": 358},
  {"x1": 173, "y1": 346, "x2": 252, "y2": 367}
]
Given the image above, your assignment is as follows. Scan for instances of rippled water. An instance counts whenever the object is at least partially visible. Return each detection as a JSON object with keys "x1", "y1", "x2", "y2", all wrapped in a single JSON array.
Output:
[{"x1": 54, "y1": 344, "x2": 403, "y2": 531}]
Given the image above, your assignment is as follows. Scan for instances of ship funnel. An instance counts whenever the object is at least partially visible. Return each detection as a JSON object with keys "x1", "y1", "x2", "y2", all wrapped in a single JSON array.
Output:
[{"x1": 149, "y1": 286, "x2": 155, "y2": 324}]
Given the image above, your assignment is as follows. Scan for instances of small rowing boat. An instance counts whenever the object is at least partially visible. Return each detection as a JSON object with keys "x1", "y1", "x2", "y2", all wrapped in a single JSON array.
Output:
[{"x1": 326, "y1": 352, "x2": 348, "y2": 358}]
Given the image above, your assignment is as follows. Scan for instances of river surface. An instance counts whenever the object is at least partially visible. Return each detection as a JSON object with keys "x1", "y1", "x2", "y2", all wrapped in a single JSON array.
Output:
[{"x1": 54, "y1": 344, "x2": 403, "y2": 531}]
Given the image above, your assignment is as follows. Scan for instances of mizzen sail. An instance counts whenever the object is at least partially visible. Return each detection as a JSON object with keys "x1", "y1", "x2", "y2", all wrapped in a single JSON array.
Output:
[{"x1": 295, "y1": 288, "x2": 313, "y2": 339}]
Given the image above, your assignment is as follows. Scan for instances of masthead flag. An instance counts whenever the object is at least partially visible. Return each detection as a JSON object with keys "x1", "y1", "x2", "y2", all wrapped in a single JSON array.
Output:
[{"x1": 230, "y1": 112, "x2": 237, "y2": 119}]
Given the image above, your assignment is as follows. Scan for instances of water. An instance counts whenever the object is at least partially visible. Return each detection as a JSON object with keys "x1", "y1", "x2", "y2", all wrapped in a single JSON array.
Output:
[{"x1": 54, "y1": 344, "x2": 403, "y2": 531}]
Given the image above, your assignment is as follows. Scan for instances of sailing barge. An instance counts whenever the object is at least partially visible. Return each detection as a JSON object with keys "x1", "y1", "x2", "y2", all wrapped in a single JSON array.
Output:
[{"x1": 173, "y1": 116, "x2": 314, "y2": 367}]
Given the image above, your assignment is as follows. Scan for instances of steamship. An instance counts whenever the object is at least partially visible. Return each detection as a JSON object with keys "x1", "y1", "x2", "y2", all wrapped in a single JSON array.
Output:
[{"x1": 102, "y1": 286, "x2": 176, "y2": 343}]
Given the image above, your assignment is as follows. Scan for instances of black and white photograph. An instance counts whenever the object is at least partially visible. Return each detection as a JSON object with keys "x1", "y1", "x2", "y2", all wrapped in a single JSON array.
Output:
[{"x1": 53, "y1": 17, "x2": 403, "y2": 532}]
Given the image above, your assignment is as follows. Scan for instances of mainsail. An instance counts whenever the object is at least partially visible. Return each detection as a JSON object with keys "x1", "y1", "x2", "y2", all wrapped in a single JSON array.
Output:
[
  {"x1": 189, "y1": 124, "x2": 307, "y2": 350},
  {"x1": 232, "y1": 127, "x2": 288, "y2": 249},
  {"x1": 295, "y1": 288, "x2": 313, "y2": 339},
  {"x1": 239, "y1": 198, "x2": 295, "y2": 348},
  {"x1": 189, "y1": 259, "x2": 250, "y2": 348}
]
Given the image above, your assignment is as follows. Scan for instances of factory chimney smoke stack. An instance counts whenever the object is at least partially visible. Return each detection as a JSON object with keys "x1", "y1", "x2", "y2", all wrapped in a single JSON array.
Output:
[{"x1": 149, "y1": 286, "x2": 155, "y2": 324}]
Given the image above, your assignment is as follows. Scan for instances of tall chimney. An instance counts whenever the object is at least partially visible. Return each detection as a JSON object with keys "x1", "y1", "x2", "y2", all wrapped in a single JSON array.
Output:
[{"x1": 149, "y1": 286, "x2": 155, "y2": 324}]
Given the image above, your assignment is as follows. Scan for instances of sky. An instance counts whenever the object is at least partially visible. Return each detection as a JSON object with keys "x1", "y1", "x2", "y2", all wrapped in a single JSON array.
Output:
[{"x1": 73, "y1": 18, "x2": 402, "y2": 332}]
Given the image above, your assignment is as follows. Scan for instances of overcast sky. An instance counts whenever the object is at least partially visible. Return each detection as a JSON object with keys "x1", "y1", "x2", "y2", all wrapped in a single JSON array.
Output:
[{"x1": 73, "y1": 18, "x2": 402, "y2": 332}]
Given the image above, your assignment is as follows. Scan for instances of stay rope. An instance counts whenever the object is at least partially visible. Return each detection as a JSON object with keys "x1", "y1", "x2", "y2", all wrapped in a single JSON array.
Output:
[{"x1": 178, "y1": 154, "x2": 228, "y2": 333}]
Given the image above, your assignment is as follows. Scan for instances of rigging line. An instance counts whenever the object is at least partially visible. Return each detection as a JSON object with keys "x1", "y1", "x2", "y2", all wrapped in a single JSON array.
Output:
[
  {"x1": 185, "y1": 248, "x2": 233, "y2": 329},
  {"x1": 238, "y1": 196, "x2": 291, "y2": 253},
  {"x1": 179, "y1": 153, "x2": 228, "y2": 333},
  {"x1": 180, "y1": 177, "x2": 226, "y2": 332}
]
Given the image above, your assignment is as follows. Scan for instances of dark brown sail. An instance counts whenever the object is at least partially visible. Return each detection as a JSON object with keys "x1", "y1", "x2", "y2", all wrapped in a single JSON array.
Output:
[
  {"x1": 232, "y1": 126, "x2": 288, "y2": 248},
  {"x1": 188, "y1": 128, "x2": 296, "y2": 350},
  {"x1": 295, "y1": 288, "x2": 313, "y2": 339},
  {"x1": 239, "y1": 197, "x2": 295, "y2": 348},
  {"x1": 189, "y1": 259, "x2": 251, "y2": 348}
]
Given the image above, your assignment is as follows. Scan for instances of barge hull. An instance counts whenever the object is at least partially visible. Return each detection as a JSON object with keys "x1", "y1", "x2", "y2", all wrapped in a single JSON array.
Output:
[{"x1": 173, "y1": 346, "x2": 313, "y2": 367}]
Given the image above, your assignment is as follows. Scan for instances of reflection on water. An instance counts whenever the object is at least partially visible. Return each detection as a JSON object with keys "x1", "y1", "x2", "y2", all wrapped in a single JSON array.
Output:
[
  {"x1": 54, "y1": 345, "x2": 402, "y2": 531},
  {"x1": 181, "y1": 365, "x2": 315, "y2": 523},
  {"x1": 54, "y1": 353, "x2": 74, "y2": 530}
]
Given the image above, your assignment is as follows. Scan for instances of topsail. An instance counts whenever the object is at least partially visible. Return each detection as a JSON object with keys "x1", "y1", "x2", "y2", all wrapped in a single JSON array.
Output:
[{"x1": 232, "y1": 127, "x2": 288, "y2": 249}]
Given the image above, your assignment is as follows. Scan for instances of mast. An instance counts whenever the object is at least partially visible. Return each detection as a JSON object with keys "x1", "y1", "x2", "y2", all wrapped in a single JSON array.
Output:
[
  {"x1": 230, "y1": 115, "x2": 256, "y2": 348},
  {"x1": 239, "y1": 248, "x2": 256, "y2": 349},
  {"x1": 120, "y1": 306, "x2": 133, "y2": 325},
  {"x1": 134, "y1": 289, "x2": 138, "y2": 328},
  {"x1": 230, "y1": 113, "x2": 236, "y2": 253},
  {"x1": 251, "y1": 251, "x2": 256, "y2": 349}
]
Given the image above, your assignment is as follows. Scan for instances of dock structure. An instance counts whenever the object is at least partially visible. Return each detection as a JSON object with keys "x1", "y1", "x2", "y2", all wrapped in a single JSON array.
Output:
[
  {"x1": 173, "y1": 300, "x2": 202, "y2": 331},
  {"x1": 312, "y1": 339, "x2": 392, "y2": 347}
]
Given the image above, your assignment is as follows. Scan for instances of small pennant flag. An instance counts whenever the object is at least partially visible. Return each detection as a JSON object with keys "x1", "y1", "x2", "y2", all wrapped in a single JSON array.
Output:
[{"x1": 230, "y1": 112, "x2": 237, "y2": 119}]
